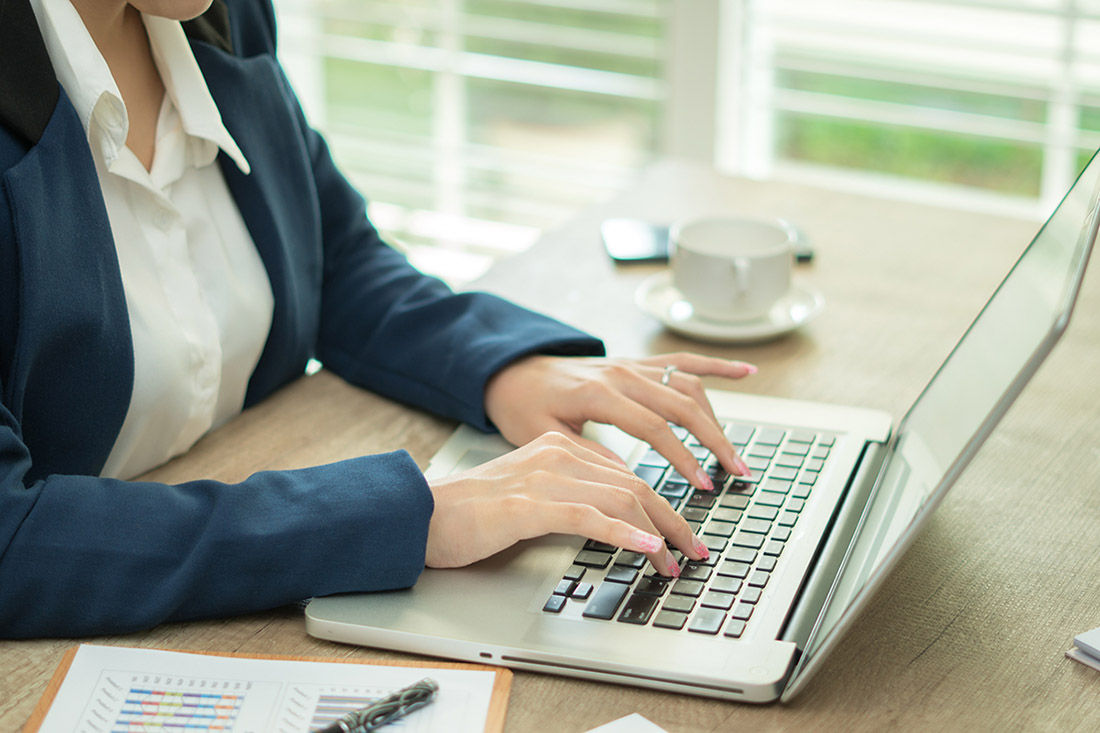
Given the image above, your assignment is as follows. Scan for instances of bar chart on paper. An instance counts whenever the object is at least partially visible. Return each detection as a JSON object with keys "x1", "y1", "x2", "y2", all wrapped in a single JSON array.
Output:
[
  {"x1": 36, "y1": 646, "x2": 503, "y2": 733},
  {"x1": 76, "y1": 671, "x2": 277, "y2": 732}
]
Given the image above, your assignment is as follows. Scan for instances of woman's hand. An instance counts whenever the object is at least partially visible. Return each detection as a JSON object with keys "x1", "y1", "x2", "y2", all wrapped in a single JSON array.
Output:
[
  {"x1": 484, "y1": 353, "x2": 756, "y2": 492},
  {"x1": 425, "y1": 432, "x2": 709, "y2": 574}
]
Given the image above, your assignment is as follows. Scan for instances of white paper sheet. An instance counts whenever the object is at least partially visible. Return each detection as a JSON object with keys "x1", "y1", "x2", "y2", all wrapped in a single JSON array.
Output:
[{"x1": 39, "y1": 644, "x2": 499, "y2": 733}]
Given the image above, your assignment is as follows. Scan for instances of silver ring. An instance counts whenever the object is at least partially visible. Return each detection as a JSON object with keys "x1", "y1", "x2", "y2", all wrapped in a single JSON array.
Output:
[{"x1": 661, "y1": 365, "x2": 677, "y2": 386}]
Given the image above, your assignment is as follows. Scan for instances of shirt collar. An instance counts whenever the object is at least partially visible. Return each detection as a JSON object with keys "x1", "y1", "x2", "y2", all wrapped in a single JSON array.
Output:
[{"x1": 28, "y1": 0, "x2": 249, "y2": 175}]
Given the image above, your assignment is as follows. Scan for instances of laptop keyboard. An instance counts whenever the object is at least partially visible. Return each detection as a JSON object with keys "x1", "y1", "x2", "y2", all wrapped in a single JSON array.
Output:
[{"x1": 542, "y1": 422, "x2": 834, "y2": 639}]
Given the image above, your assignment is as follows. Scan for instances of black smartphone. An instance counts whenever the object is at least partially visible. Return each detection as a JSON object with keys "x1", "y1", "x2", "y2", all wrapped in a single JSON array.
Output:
[{"x1": 601, "y1": 218, "x2": 670, "y2": 263}]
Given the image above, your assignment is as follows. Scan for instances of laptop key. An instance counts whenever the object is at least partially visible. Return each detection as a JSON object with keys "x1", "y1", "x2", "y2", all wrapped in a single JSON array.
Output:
[
  {"x1": 688, "y1": 608, "x2": 727, "y2": 635},
  {"x1": 635, "y1": 577, "x2": 669, "y2": 596},
  {"x1": 725, "y1": 546, "x2": 757, "y2": 564},
  {"x1": 732, "y1": 531, "x2": 765, "y2": 549},
  {"x1": 725, "y1": 424, "x2": 756, "y2": 445},
  {"x1": 554, "y1": 580, "x2": 577, "y2": 596},
  {"x1": 582, "y1": 582, "x2": 630, "y2": 620},
  {"x1": 574, "y1": 550, "x2": 613, "y2": 568},
  {"x1": 763, "y1": 540, "x2": 785, "y2": 557},
  {"x1": 703, "y1": 536, "x2": 727, "y2": 554},
  {"x1": 740, "y1": 587, "x2": 762, "y2": 604},
  {"x1": 563, "y1": 565, "x2": 586, "y2": 581},
  {"x1": 687, "y1": 492, "x2": 716, "y2": 509},
  {"x1": 771, "y1": 466, "x2": 799, "y2": 481},
  {"x1": 755, "y1": 428, "x2": 785, "y2": 445},
  {"x1": 739, "y1": 518, "x2": 772, "y2": 535},
  {"x1": 701, "y1": 590, "x2": 736, "y2": 611},
  {"x1": 724, "y1": 619, "x2": 748, "y2": 638},
  {"x1": 681, "y1": 506, "x2": 709, "y2": 523},
  {"x1": 756, "y1": 555, "x2": 777, "y2": 572},
  {"x1": 662, "y1": 595, "x2": 696, "y2": 614},
  {"x1": 604, "y1": 566, "x2": 639, "y2": 584},
  {"x1": 571, "y1": 582, "x2": 593, "y2": 600},
  {"x1": 719, "y1": 493, "x2": 751, "y2": 510},
  {"x1": 653, "y1": 610, "x2": 688, "y2": 630},
  {"x1": 634, "y1": 464, "x2": 666, "y2": 488},
  {"x1": 671, "y1": 579, "x2": 705, "y2": 596},
  {"x1": 731, "y1": 602, "x2": 755, "y2": 621},
  {"x1": 717, "y1": 560, "x2": 751, "y2": 579},
  {"x1": 747, "y1": 570, "x2": 771, "y2": 588},
  {"x1": 755, "y1": 493, "x2": 784, "y2": 508},
  {"x1": 747, "y1": 504, "x2": 778, "y2": 521},
  {"x1": 710, "y1": 576, "x2": 742, "y2": 595},
  {"x1": 543, "y1": 595, "x2": 567, "y2": 613},
  {"x1": 745, "y1": 456, "x2": 771, "y2": 473},
  {"x1": 777, "y1": 511, "x2": 799, "y2": 527},
  {"x1": 614, "y1": 551, "x2": 647, "y2": 569},
  {"x1": 761, "y1": 478, "x2": 793, "y2": 495},
  {"x1": 711, "y1": 507, "x2": 743, "y2": 523},
  {"x1": 703, "y1": 520, "x2": 736, "y2": 538},
  {"x1": 659, "y1": 481, "x2": 691, "y2": 499},
  {"x1": 681, "y1": 564, "x2": 713, "y2": 582},
  {"x1": 617, "y1": 593, "x2": 659, "y2": 625}
]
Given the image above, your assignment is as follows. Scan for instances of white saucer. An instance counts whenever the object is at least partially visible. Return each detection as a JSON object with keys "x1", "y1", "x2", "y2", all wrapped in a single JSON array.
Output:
[{"x1": 635, "y1": 271, "x2": 824, "y2": 344}]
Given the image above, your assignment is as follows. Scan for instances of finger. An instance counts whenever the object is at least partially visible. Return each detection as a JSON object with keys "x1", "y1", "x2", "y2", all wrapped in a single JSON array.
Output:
[
  {"x1": 524, "y1": 457, "x2": 709, "y2": 565},
  {"x1": 581, "y1": 386, "x2": 715, "y2": 491},
  {"x1": 524, "y1": 500, "x2": 682, "y2": 577},
  {"x1": 547, "y1": 423, "x2": 630, "y2": 468},
  {"x1": 638, "y1": 361, "x2": 753, "y2": 479},
  {"x1": 640, "y1": 352, "x2": 758, "y2": 379}
]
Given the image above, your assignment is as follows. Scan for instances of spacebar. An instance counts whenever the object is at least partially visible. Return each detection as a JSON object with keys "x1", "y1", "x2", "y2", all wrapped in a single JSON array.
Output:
[{"x1": 581, "y1": 582, "x2": 629, "y2": 620}]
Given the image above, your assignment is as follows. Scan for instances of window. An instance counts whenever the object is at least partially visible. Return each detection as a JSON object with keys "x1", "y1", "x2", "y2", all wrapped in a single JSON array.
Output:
[
  {"x1": 274, "y1": 0, "x2": 669, "y2": 284},
  {"x1": 718, "y1": 0, "x2": 1100, "y2": 218},
  {"x1": 274, "y1": 0, "x2": 1100, "y2": 283}
]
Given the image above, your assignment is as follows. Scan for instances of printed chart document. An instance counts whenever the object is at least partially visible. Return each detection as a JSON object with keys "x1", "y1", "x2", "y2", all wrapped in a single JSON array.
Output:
[{"x1": 26, "y1": 645, "x2": 511, "y2": 733}]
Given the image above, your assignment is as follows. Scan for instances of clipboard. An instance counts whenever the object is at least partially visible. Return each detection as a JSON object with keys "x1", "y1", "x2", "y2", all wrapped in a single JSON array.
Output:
[{"x1": 25, "y1": 644, "x2": 512, "y2": 732}]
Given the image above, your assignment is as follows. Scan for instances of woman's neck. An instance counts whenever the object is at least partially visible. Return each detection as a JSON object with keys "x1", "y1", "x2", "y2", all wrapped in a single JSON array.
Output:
[{"x1": 69, "y1": 0, "x2": 165, "y2": 171}]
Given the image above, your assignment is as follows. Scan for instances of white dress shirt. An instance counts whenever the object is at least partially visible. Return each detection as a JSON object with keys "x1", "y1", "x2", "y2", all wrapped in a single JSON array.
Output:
[{"x1": 30, "y1": 0, "x2": 275, "y2": 479}]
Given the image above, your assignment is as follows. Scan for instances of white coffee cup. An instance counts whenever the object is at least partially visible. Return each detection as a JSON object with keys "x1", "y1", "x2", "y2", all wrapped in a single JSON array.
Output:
[{"x1": 670, "y1": 216, "x2": 795, "y2": 323}]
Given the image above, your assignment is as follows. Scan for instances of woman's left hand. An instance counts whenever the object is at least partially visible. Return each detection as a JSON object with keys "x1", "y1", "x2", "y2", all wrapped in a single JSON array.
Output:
[{"x1": 484, "y1": 353, "x2": 756, "y2": 493}]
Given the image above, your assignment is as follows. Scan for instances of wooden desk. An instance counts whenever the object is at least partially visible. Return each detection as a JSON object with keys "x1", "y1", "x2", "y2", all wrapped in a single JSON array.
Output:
[{"x1": 4, "y1": 160, "x2": 1099, "y2": 731}]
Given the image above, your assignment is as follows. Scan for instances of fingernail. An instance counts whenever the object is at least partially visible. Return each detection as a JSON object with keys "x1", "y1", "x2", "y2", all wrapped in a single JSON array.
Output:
[
  {"x1": 735, "y1": 361, "x2": 758, "y2": 375},
  {"x1": 695, "y1": 468, "x2": 715, "y2": 492},
  {"x1": 692, "y1": 536, "x2": 710, "y2": 560},
  {"x1": 629, "y1": 530, "x2": 664, "y2": 554},
  {"x1": 665, "y1": 551, "x2": 681, "y2": 578},
  {"x1": 734, "y1": 456, "x2": 752, "y2": 478}
]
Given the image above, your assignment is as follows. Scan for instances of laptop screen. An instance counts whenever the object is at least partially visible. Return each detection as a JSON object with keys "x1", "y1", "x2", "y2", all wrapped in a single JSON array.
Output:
[{"x1": 788, "y1": 150, "x2": 1100, "y2": 697}]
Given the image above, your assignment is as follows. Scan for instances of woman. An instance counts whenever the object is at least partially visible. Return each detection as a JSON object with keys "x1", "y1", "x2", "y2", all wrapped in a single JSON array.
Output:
[{"x1": 0, "y1": 0, "x2": 754, "y2": 637}]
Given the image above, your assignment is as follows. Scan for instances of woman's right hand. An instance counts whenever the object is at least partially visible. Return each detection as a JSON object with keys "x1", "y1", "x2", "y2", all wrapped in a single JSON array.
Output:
[{"x1": 424, "y1": 432, "x2": 709, "y2": 576}]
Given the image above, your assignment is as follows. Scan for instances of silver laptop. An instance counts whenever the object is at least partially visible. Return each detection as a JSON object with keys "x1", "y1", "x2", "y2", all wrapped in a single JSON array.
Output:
[{"x1": 306, "y1": 151, "x2": 1100, "y2": 703}]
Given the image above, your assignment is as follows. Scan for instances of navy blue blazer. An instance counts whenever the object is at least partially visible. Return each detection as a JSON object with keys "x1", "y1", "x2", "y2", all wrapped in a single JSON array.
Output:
[{"x1": 0, "y1": 0, "x2": 603, "y2": 637}]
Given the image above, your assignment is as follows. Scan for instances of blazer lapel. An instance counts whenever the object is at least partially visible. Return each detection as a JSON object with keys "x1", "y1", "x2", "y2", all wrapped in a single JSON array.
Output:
[
  {"x1": 3, "y1": 90, "x2": 133, "y2": 479},
  {"x1": 190, "y1": 42, "x2": 322, "y2": 403}
]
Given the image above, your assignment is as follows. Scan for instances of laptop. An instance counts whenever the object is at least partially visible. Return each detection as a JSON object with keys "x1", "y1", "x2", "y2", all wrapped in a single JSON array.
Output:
[{"x1": 306, "y1": 150, "x2": 1100, "y2": 704}]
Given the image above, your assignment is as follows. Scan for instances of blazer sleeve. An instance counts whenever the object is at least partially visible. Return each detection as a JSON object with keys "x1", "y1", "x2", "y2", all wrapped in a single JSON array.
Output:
[
  {"x1": 0, "y1": 381, "x2": 434, "y2": 638},
  {"x1": 304, "y1": 110, "x2": 605, "y2": 430}
]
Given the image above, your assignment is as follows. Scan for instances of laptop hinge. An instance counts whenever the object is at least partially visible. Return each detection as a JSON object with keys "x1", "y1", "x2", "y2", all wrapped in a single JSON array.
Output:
[{"x1": 779, "y1": 439, "x2": 888, "y2": 650}]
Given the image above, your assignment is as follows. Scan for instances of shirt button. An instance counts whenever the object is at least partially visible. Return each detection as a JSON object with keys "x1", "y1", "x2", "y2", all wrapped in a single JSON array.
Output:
[{"x1": 155, "y1": 208, "x2": 173, "y2": 230}]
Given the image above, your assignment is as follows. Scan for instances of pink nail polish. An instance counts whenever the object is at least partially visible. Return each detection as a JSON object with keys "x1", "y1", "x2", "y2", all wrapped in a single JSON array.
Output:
[
  {"x1": 630, "y1": 530, "x2": 664, "y2": 554},
  {"x1": 695, "y1": 468, "x2": 715, "y2": 492},
  {"x1": 692, "y1": 536, "x2": 710, "y2": 560},
  {"x1": 735, "y1": 456, "x2": 752, "y2": 478},
  {"x1": 666, "y1": 553, "x2": 681, "y2": 578}
]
